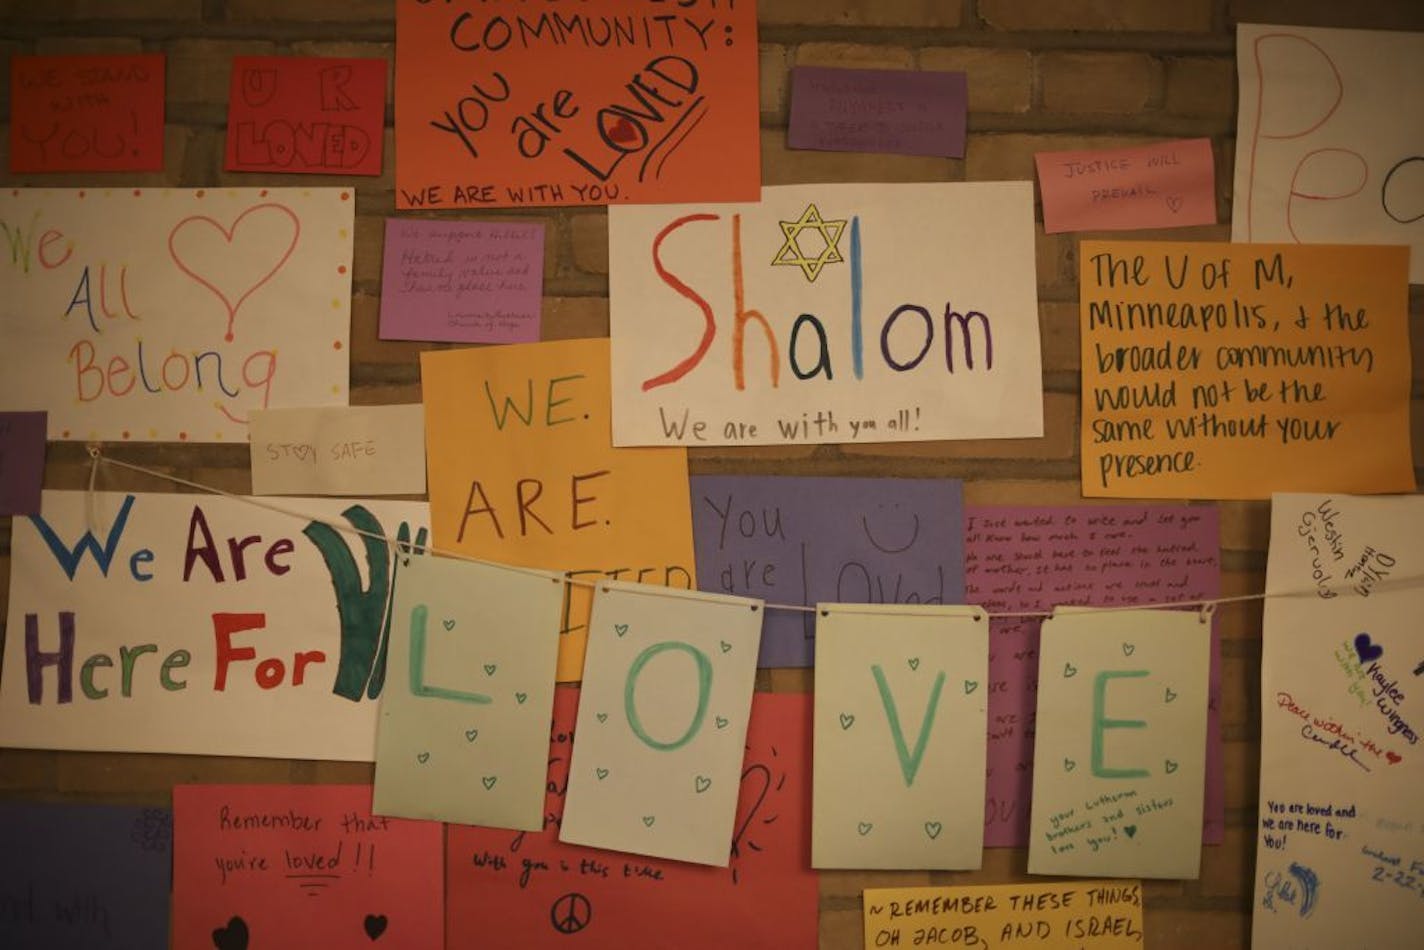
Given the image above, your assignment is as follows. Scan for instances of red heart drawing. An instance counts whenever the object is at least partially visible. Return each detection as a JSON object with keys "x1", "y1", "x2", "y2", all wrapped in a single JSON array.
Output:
[
  {"x1": 168, "y1": 203, "x2": 301, "y2": 342},
  {"x1": 1387, "y1": 751, "x2": 1402, "y2": 764},
  {"x1": 607, "y1": 116, "x2": 639, "y2": 145}
]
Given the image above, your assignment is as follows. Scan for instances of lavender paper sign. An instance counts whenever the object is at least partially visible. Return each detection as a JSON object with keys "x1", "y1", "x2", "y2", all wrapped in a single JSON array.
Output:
[
  {"x1": 0, "y1": 411, "x2": 45, "y2": 515},
  {"x1": 964, "y1": 505, "x2": 1224, "y2": 848},
  {"x1": 0, "y1": 801, "x2": 172, "y2": 949},
  {"x1": 788, "y1": 67, "x2": 967, "y2": 158},
  {"x1": 691, "y1": 475, "x2": 965, "y2": 667},
  {"x1": 379, "y1": 219, "x2": 544, "y2": 343}
]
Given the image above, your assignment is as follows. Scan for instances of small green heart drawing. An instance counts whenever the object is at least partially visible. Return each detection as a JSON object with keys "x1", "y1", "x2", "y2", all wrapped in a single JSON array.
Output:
[
  {"x1": 1164, "y1": 687, "x2": 1178, "y2": 703},
  {"x1": 464, "y1": 729, "x2": 478, "y2": 743},
  {"x1": 596, "y1": 712, "x2": 609, "y2": 723},
  {"x1": 482, "y1": 776, "x2": 498, "y2": 790},
  {"x1": 441, "y1": 619, "x2": 456, "y2": 631},
  {"x1": 1165, "y1": 759, "x2": 1179, "y2": 774},
  {"x1": 839, "y1": 713, "x2": 855, "y2": 730},
  {"x1": 715, "y1": 716, "x2": 729, "y2": 729},
  {"x1": 719, "y1": 640, "x2": 732, "y2": 654},
  {"x1": 1122, "y1": 642, "x2": 1136, "y2": 657},
  {"x1": 483, "y1": 664, "x2": 497, "y2": 676},
  {"x1": 1123, "y1": 825, "x2": 1137, "y2": 838},
  {"x1": 924, "y1": 821, "x2": 943, "y2": 840},
  {"x1": 857, "y1": 822, "x2": 873, "y2": 836},
  {"x1": 595, "y1": 768, "x2": 610, "y2": 780},
  {"x1": 1064, "y1": 662, "x2": 1078, "y2": 678},
  {"x1": 642, "y1": 816, "x2": 656, "y2": 828},
  {"x1": 515, "y1": 692, "x2": 528, "y2": 704},
  {"x1": 417, "y1": 752, "x2": 430, "y2": 764},
  {"x1": 694, "y1": 775, "x2": 712, "y2": 793},
  {"x1": 907, "y1": 657, "x2": 921, "y2": 671},
  {"x1": 963, "y1": 680, "x2": 978, "y2": 695},
  {"x1": 615, "y1": 624, "x2": 630, "y2": 637},
  {"x1": 1064, "y1": 757, "x2": 1076, "y2": 772}
]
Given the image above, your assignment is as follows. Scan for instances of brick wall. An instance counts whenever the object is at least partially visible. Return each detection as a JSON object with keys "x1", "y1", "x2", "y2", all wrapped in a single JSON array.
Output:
[{"x1": 2, "y1": 1, "x2": 1422, "y2": 947}]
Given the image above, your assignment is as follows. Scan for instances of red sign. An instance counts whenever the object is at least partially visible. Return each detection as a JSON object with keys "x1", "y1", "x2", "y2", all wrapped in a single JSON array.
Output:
[
  {"x1": 447, "y1": 688, "x2": 819, "y2": 949},
  {"x1": 10, "y1": 54, "x2": 165, "y2": 173},
  {"x1": 225, "y1": 56, "x2": 386, "y2": 176}
]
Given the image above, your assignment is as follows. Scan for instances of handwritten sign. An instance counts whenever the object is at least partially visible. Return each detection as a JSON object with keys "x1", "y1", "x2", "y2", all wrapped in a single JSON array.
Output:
[
  {"x1": 610, "y1": 182, "x2": 1043, "y2": 446},
  {"x1": 788, "y1": 66, "x2": 967, "y2": 158},
  {"x1": 560, "y1": 582, "x2": 762, "y2": 866},
  {"x1": 864, "y1": 880, "x2": 1145, "y2": 950},
  {"x1": 379, "y1": 219, "x2": 544, "y2": 343},
  {"x1": 1234, "y1": 24, "x2": 1424, "y2": 282},
  {"x1": 394, "y1": 0, "x2": 760, "y2": 209},
  {"x1": 965, "y1": 505, "x2": 1224, "y2": 847},
  {"x1": 173, "y1": 785, "x2": 443, "y2": 950},
  {"x1": 0, "y1": 802, "x2": 171, "y2": 949},
  {"x1": 421, "y1": 338, "x2": 696, "y2": 681},
  {"x1": 0, "y1": 491, "x2": 427, "y2": 760},
  {"x1": 1079, "y1": 240, "x2": 1413, "y2": 498},
  {"x1": 1255, "y1": 493, "x2": 1424, "y2": 948},
  {"x1": 225, "y1": 56, "x2": 386, "y2": 175},
  {"x1": 0, "y1": 411, "x2": 46, "y2": 516},
  {"x1": 1036, "y1": 138, "x2": 1216, "y2": 233},
  {"x1": 374, "y1": 555, "x2": 563, "y2": 831},
  {"x1": 249, "y1": 405, "x2": 427, "y2": 496},
  {"x1": 813, "y1": 605, "x2": 987, "y2": 869},
  {"x1": 1029, "y1": 608, "x2": 1210, "y2": 879},
  {"x1": 691, "y1": 474, "x2": 964, "y2": 668},
  {"x1": 446, "y1": 688, "x2": 819, "y2": 949},
  {"x1": 9, "y1": 54, "x2": 165, "y2": 173},
  {"x1": 0, "y1": 188, "x2": 352, "y2": 443}
]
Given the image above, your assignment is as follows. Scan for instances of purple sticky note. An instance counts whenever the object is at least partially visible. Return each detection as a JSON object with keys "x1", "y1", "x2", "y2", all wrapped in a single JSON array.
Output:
[
  {"x1": 379, "y1": 219, "x2": 544, "y2": 343},
  {"x1": 0, "y1": 801, "x2": 172, "y2": 949},
  {"x1": 965, "y1": 505, "x2": 1224, "y2": 848},
  {"x1": 0, "y1": 411, "x2": 45, "y2": 515},
  {"x1": 788, "y1": 66, "x2": 968, "y2": 158},
  {"x1": 691, "y1": 475, "x2": 965, "y2": 668}
]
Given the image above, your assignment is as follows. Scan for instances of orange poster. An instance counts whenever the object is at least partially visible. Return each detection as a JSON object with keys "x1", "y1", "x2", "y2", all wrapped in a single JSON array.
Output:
[
  {"x1": 1080, "y1": 241, "x2": 1413, "y2": 499},
  {"x1": 394, "y1": 0, "x2": 761, "y2": 210},
  {"x1": 421, "y1": 339, "x2": 696, "y2": 680}
]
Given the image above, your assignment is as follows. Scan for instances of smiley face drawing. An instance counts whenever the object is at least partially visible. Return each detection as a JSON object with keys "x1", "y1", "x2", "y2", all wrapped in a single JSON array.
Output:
[{"x1": 861, "y1": 502, "x2": 921, "y2": 554}]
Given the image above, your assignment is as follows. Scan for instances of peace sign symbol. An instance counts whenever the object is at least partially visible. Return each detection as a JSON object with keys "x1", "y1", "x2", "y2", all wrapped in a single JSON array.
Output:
[{"x1": 549, "y1": 892, "x2": 592, "y2": 935}]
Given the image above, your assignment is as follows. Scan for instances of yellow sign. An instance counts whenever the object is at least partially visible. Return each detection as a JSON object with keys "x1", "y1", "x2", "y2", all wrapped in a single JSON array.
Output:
[
  {"x1": 863, "y1": 880, "x2": 1144, "y2": 949},
  {"x1": 421, "y1": 338, "x2": 696, "y2": 680},
  {"x1": 1080, "y1": 241, "x2": 1413, "y2": 499}
]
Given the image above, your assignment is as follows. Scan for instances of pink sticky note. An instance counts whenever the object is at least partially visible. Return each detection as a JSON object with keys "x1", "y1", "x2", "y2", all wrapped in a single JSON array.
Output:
[
  {"x1": 1035, "y1": 138, "x2": 1216, "y2": 234},
  {"x1": 225, "y1": 56, "x2": 386, "y2": 176},
  {"x1": 0, "y1": 411, "x2": 46, "y2": 516},
  {"x1": 173, "y1": 785, "x2": 444, "y2": 949},
  {"x1": 379, "y1": 218, "x2": 544, "y2": 343}
]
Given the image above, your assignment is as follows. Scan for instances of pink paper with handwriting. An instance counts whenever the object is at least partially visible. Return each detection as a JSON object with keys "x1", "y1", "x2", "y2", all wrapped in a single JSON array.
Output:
[{"x1": 1036, "y1": 138, "x2": 1216, "y2": 233}]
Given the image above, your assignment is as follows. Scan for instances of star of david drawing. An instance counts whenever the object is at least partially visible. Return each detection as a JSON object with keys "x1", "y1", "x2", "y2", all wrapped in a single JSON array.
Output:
[{"x1": 771, "y1": 203, "x2": 847, "y2": 282}]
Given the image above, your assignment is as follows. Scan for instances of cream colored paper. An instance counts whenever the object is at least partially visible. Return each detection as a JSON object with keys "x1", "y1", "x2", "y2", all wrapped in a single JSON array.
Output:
[
  {"x1": 1029, "y1": 608, "x2": 1210, "y2": 879},
  {"x1": 559, "y1": 581, "x2": 763, "y2": 866},
  {"x1": 250, "y1": 404, "x2": 426, "y2": 496},
  {"x1": 0, "y1": 491, "x2": 427, "y2": 760},
  {"x1": 1233, "y1": 24, "x2": 1424, "y2": 282},
  {"x1": 609, "y1": 182, "x2": 1043, "y2": 446},
  {"x1": 374, "y1": 554, "x2": 563, "y2": 831},
  {"x1": 0, "y1": 188, "x2": 352, "y2": 441},
  {"x1": 1253, "y1": 494, "x2": 1424, "y2": 949},
  {"x1": 813, "y1": 604, "x2": 987, "y2": 869}
]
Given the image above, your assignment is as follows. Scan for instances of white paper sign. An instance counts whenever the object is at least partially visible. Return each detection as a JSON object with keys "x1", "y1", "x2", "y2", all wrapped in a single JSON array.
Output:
[
  {"x1": 609, "y1": 182, "x2": 1043, "y2": 446},
  {"x1": 0, "y1": 491, "x2": 427, "y2": 760},
  {"x1": 0, "y1": 188, "x2": 353, "y2": 441},
  {"x1": 560, "y1": 581, "x2": 763, "y2": 866},
  {"x1": 1253, "y1": 493, "x2": 1424, "y2": 949},
  {"x1": 813, "y1": 604, "x2": 987, "y2": 869},
  {"x1": 374, "y1": 554, "x2": 563, "y2": 831},
  {"x1": 1233, "y1": 24, "x2": 1424, "y2": 282},
  {"x1": 1028, "y1": 608, "x2": 1210, "y2": 879},
  {"x1": 249, "y1": 404, "x2": 427, "y2": 496}
]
